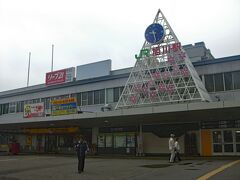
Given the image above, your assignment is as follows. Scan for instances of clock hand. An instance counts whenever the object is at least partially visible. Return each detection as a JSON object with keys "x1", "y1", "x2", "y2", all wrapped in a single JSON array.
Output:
[{"x1": 150, "y1": 30, "x2": 157, "y2": 42}]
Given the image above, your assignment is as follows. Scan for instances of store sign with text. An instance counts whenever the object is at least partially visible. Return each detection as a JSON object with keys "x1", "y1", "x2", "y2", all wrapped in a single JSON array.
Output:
[
  {"x1": 24, "y1": 103, "x2": 45, "y2": 118},
  {"x1": 51, "y1": 97, "x2": 77, "y2": 116},
  {"x1": 45, "y1": 69, "x2": 66, "y2": 85},
  {"x1": 45, "y1": 67, "x2": 75, "y2": 86}
]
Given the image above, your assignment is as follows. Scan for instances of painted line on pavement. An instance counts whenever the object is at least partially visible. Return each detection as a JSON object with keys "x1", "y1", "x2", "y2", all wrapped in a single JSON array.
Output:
[
  {"x1": 0, "y1": 159, "x2": 18, "y2": 162},
  {"x1": 0, "y1": 156, "x2": 56, "y2": 162},
  {"x1": 197, "y1": 159, "x2": 240, "y2": 180}
]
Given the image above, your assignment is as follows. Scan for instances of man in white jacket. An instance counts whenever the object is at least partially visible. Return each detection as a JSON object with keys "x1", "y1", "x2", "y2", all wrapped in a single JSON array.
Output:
[
  {"x1": 168, "y1": 134, "x2": 175, "y2": 163},
  {"x1": 174, "y1": 137, "x2": 181, "y2": 161}
]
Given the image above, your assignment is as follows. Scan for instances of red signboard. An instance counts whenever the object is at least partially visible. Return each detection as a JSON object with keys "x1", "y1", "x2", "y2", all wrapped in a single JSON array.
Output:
[{"x1": 46, "y1": 69, "x2": 67, "y2": 85}]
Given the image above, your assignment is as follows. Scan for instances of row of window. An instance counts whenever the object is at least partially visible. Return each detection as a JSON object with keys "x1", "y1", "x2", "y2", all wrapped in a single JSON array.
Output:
[
  {"x1": 204, "y1": 70, "x2": 240, "y2": 92},
  {"x1": 0, "y1": 87, "x2": 124, "y2": 115},
  {"x1": 1, "y1": 70, "x2": 240, "y2": 115}
]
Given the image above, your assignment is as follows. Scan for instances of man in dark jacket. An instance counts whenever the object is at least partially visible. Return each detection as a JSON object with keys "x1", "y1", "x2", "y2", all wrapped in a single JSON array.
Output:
[{"x1": 75, "y1": 138, "x2": 88, "y2": 173}]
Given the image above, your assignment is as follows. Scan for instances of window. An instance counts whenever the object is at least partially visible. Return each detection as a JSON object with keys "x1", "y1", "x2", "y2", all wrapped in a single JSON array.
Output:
[
  {"x1": 214, "y1": 73, "x2": 224, "y2": 91},
  {"x1": 224, "y1": 72, "x2": 233, "y2": 90},
  {"x1": 0, "y1": 104, "x2": 2, "y2": 115},
  {"x1": 76, "y1": 93, "x2": 81, "y2": 106},
  {"x1": 58, "y1": 136, "x2": 73, "y2": 148},
  {"x1": 213, "y1": 131, "x2": 222, "y2": 143},
  {"x1": 99, "y1": 89, "x2": 105, "y2": 104},
  {"x1": 105, "y1": 135, "x2": 112, "y2": 147},
  {"x1": 2, "y1": 103, "x2": 9, "y2": 114},
  {"x1": 16, "y1": 101, "x2": 24, "y2": 112},
  {"x1": 114, "y1": 135, "x2": 126, "y2": 148},
  {"x1": 106, "y1": 88, "x2": 114, "y2": 103},
  {"x1": 98, "y1": 135, "x2": 105, "y2": 147},
  {"x1": 32, "y1": 99, "x2": 40, "y2": 103},
  {"x1": 113, "y1": 87, "x2": 124, "y2": 102},
  {"x1": 233, "y1": 71, "x2": 240, "y2": 89},
  {"x1": 205, "y1": 74, "x2": 214, "y2": 92},
  {"x1": 82, "y1": 92, "x2": 88, "y2": 106},
  {"x1": 94, "y1": 90, "x2": 100, "y2": 104},
  {"x1": 126, "y1": 134, "x2": 135, "y2": 147},
  {"x1": 45, "y1": 97, "x2": 51, "y2": 109},
  {"x1": 88, "y1": 91, "x2": 93, "y2": 105}
]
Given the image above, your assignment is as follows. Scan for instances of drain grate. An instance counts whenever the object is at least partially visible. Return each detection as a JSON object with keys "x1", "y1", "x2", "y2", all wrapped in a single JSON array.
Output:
[{"x1": 141, "y1": 164, "x2": 173, "y2": 168}]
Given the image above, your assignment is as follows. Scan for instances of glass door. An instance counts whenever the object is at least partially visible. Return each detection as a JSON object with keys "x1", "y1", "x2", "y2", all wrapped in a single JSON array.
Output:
[
  {"x1": 212, "y1": 129, "x2": 240, "y2": 155},
  {"x1": 235, "y1": 130, "x2": 240, "y2": 154},
  {"x1": 212, "y1": 130, "x2": 223, "y2": 154},
  {"x1": 223, "y1": 130, "x2": 233, "y2": 154}
]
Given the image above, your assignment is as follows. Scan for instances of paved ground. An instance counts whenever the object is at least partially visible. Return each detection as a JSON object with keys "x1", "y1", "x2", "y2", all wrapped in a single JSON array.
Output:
[{"x1": 0, "y1": 155, "x2": 239, "y2": 180}]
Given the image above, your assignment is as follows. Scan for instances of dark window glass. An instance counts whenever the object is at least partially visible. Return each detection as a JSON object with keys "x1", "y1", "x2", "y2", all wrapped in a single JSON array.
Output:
[
  {"x1": 88, "y1": 91, "x2": 93, "y2": 105},
  {"x1": 205, "y1": 74, "x2": 214, "y2": 92},
  {"x1": 76, "y1": 93, "x2": 81, "y2": 106},
  {"x1": 233, "y1": 71, "x2": 240, "y2": 89},
  {"x1": 0, "y1": 104, "x2": 2, "y2": 115},
  {"x1": 236, "y1": 144, "x2": 240, "y2": 152},
  {"x1": 224, "y1": 72, "x2": 233, "y2": 90},
  {"x1": 235, "y1": 131, "x2": 240, "y2": 142},
  {"x1": 106, "y1": 88, "x2": 114, "y2": 103},
  {"x1": 16, "y1": 101, "x2": 24, "y2": 113},
  {"x1": 100, "y1": 89, "x2": 105, "y2": 104},
  {"x1": 82, "y1": 92, "x2": 88, "y2": 106},
  {"x1": 224, "y1": 144, "x2": 233, "y2": 152},
  {"x1": 2, "y1": 103, "x2": 9, "y2": 114},
  {"x1": 113, "y1": 87, "x2": 120, "y2": 102},
  {"x1": 213, "y1": 131, "x2": 222, "y2": 143},
  {"x1": 94, "y1": 90, "x2": 100, "y2": 104},
  {"x1": 223, "y1": 130, "x2": 233, "y2": 143},
  {"x1": 45, "y1": 98, "x2": 51, "y2": 109},
  {"x1": 214, "y1": 73, "x2": 224, "y2": 91},
  {"x1": 213, "y1": 144, "x2": 222, "y2": 153}
]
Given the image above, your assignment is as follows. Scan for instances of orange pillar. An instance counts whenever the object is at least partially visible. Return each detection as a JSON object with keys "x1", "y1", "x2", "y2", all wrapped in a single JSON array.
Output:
[{"x1": 201, "y1": 129, "x2": 212, "y2": 156}]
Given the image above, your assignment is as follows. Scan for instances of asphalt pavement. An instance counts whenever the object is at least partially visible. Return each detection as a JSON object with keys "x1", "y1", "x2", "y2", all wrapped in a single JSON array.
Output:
[{"x1": 0, "y1": 155, "x2": 239, "y2": 180}]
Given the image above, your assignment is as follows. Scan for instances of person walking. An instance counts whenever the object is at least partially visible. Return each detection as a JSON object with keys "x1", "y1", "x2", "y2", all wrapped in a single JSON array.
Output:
[
  {"x1": 168, "y1": 134, "x2": 175, "y2": 163},
  {"x1": 75, "y1": 137, "x2": 88, "y2": 173},
  {"x1": 174, "y1": 137, "x2": 181, "y2": 162}
]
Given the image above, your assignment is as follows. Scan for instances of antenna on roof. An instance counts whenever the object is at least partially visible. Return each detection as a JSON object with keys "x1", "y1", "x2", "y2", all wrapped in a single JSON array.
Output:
[{"x1": 27, "y1": 52, "x2": 31, "y2": 87}]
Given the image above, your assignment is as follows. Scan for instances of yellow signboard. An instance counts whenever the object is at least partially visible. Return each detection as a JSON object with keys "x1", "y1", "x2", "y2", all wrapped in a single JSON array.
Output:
[
  {"x1": 25, "y1": 127, "x2": 79, "y2": 134},
  {"x1": 51, "y1": 97, "x2": 77, "y2": 116}
]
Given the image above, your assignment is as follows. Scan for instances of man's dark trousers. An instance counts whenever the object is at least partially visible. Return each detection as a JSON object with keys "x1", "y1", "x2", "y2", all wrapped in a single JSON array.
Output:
[{"x1": 78, "y1": 153, "x2": 85, "y2": 172}]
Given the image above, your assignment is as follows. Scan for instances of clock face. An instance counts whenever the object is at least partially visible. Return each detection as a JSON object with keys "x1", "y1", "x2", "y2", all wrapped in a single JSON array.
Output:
[{"x1": 145, "y1": 23, "x2": 165, "y2": 44}]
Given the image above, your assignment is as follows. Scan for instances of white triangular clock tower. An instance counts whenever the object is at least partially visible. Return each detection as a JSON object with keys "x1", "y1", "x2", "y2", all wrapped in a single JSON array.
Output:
[{"x1": 116, "y1": 9, "x2": 211, "y2": 109}]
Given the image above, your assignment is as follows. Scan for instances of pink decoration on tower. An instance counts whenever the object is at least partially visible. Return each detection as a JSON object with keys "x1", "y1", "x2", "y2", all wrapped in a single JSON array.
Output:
[
  {"x1": 166, "y1": 84, "x2": 175, "y2": 94},
  {"x1": 152, "y1": 72, "x2": 161, "y2": 79},
  {"x1": 158, "y1": 83, "x2": 166, "y2": 93},
  {"x1": 180, "y1": 67, "x2": 189, "y2": 77},
  {"x1": 150, "y1": 90, "x2": 157, "y2": 99},
  {"x1": 167, "y1": 55, "x2": 175, "y2": 64},
  {"x1": 130, "y1": 95, "x2": 137, "y2": 104}
]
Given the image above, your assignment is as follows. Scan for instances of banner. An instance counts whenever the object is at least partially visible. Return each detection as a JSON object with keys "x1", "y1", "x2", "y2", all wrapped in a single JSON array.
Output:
[
  {"x1": 51, "y1": 97, "x2": 77, "y2": 116},
  {"x1": 24, "y1": 103, "x2": 45, "y2": 118}
]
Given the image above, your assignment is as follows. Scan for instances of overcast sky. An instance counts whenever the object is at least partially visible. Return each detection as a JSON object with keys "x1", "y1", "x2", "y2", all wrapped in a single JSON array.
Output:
[{"x1": 0, "y1": 0, "x2": 240, "y2": 92}]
